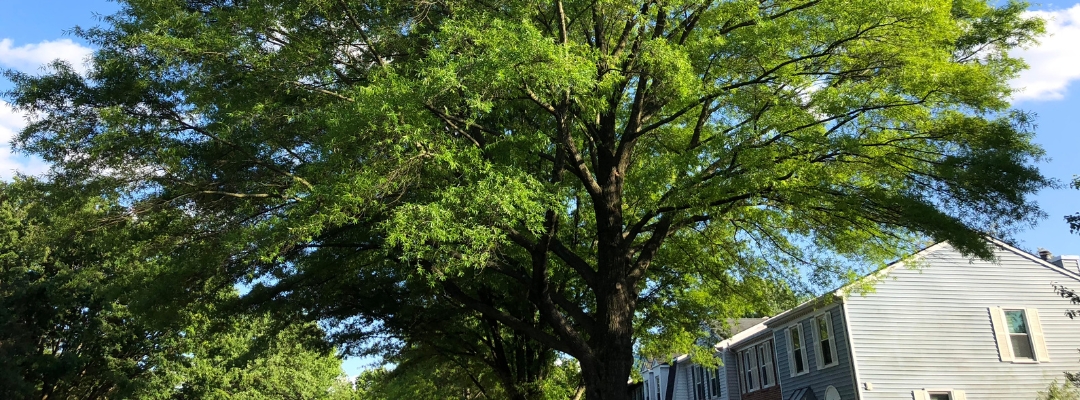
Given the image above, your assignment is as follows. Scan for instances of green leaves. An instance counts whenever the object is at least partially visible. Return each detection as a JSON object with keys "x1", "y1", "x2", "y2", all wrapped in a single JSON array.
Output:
[
  {"x1": 2, "y1": 0, "x2": 1052, "y2": 397},
  {"x1": 386, "y1": 166, "x2": 553, "y2": 277}
]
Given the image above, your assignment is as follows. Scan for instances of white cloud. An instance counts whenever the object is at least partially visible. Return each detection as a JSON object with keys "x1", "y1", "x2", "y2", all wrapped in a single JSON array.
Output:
[
  {"x1": 0, "y1": 101, "x2": 48, "y2": 180},
  {"x1": 1011, "y1": 5, "x2": 1080, "y2": 102},
  {"x1": 0, "y1": 37, "x2": 89, "y2": 180},
  {"x1": 0, "y1": 38, "x2": 93, "y2": 75}
]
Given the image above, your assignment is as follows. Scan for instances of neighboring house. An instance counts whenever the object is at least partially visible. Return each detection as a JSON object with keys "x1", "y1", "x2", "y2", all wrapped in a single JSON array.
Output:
[{"x1": 633, "y1": 238, "x2": 1080, "y2": 400}]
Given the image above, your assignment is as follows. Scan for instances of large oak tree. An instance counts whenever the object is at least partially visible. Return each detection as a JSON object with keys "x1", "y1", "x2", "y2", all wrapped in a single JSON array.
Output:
[{"x1": 4, "y1": 0, "x2": 1049, "y2": 398}]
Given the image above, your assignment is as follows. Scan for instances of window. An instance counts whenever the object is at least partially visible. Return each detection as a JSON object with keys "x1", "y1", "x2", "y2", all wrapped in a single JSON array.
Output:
[
  {"x1": 1006, "y1": 310, "x2": 1035, "y2": 359},
  {"x1": 709, "y1": 368, "x2": 721, "y2": 397},
  {"x1": 694, "y1": 366, "x2": 706, "y2": 400},
  {"x1": 758, "y1": 341, "x2": 774, "y2": 387},
  {"x1": 740, "y1": 349, "x2": 756, "y2": 392},
  {"x1": 655, "y1": 375, "x2": 661, "y2": 400},
  {"x1": 990, "y1": 307, "x2": 1048, "y2": 362},
  {"x1": 824, "y1": 386, "x2": 841, "y2": 400},
  {"x1": 814, "y1": 312, "x2": 838, "y2": 368},
  {"x1": 913, "y1": 389, "x2": 966, "y2": 400},
  {"x1": 644, "y1": 380, "x2": 650, "y2": 400},
  {"x1": 787, "y1": 324, "x2": 807, "y2": 376},
  {"x1": 739, "y1": 340, "x2": 775, "y2": 392}
]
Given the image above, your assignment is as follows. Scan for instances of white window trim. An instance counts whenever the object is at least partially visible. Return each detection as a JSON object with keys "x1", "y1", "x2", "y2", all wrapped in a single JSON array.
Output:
[
  {"x1": 912, "y1": 389, "x2": 967, "y2": 400},
  {"x1": 739, "y1": 338, "x2": 775, "y2": 392},
  {"x1": 693, "y1": 365, "x2": 705, "y2": 400},
  {"x1": 812, "y1": 311, "x2": 839, "y2": 370},
  {"x1": 655, "y1": 374, "x2": 661, "y2": 400},
  {"x1": 760, "y1": 341, "x2": 775, "y2": 388},
  {"x1": 785, "y1": 322, "x2": 809, "y2": 377},
  {"x1": 708, "y1": 367, "x2": 722, "y2": 399},
  {"x1": 740, "y1": 347, "x2": 758, "y2": 393},
  {"x1": 989, "y1": 306, "x2": 1050, "y2": 363}
]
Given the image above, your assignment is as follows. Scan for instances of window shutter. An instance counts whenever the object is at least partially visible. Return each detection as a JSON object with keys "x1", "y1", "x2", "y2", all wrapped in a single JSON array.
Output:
[
  {"x1": 952, "y1": 390, "x2": 967, "y2": 400},
  {"x1": 825, "y1": 312, "x2": 837, "y2": 363},
  {"x1": 989, "y1": 307, "x2": 1013, "y2": 362},
  {"x1": 912, "y1": 390, "x2": 929, "y2": 400},
  {"x1": 812, "y1": 318, "x2": 823, "y2": 368},
  {"x1": 786, "y1": 328, "x2": 796, "y2": 377},
  {"x1": 1027, "y1": 308, "x2": 1050, "y2": 361},
  {"x1": 750, "y1": 348, "x2": 759, "y2": 390}
]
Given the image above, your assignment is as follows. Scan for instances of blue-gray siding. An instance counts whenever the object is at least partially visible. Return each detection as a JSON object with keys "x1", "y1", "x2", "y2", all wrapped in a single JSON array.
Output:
[
  {"x1": 773, "y1": 305, "x2": 858, "y2": 400},
  {"x1": 725, "y1": 350, "x2": 741, "y2": 399},
  {"x1": 844, "y1": 243, "x2": 1080, "y2": 399},
  {"x1": 673, "y1": 359, "x2": 689, "y2": 400}
]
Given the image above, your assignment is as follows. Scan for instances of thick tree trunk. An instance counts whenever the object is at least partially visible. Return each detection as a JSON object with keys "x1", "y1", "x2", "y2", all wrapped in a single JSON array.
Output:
[
  {"x1": 579, "y1": 311, "x2": 635, "y2": 400},
  {"x1": 579, "y1": 272, "x2": 636, "y2": 400}
]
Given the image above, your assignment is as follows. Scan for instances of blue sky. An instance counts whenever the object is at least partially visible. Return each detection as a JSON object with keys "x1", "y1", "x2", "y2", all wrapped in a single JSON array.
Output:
[{"x1": 2, "y1": 0, "x2": 1079, "y2": 375}]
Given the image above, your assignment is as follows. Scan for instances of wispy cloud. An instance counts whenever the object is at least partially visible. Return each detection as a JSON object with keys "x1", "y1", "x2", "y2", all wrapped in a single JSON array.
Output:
[
  {"x1": 0, "y1": 101, "x2": 47, "y2": 180},
  {"x1": 0, "y1": 37, "x2": 92, "y2": 180},
  {"x1": 0, "y1": 38, "x2": 93, "y2": 75},
  {"x1": 1011, "y1": 5, "x2": 1080, "y2": 102}
]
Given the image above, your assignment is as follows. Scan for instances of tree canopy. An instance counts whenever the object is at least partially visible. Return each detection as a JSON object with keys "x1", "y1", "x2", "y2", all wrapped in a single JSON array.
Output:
[
  {"x1": 3, "y1": 0, "x2": 1049, "y2": 398},
  {"x1": 0, "y1": 179, "x2": 351, "y2": 400}
]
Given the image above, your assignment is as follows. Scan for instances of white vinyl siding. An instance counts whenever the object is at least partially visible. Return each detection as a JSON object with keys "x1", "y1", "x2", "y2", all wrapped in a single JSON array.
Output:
[{"x1": 845, "y1": 243, "x2": 1080, "y2": 399}]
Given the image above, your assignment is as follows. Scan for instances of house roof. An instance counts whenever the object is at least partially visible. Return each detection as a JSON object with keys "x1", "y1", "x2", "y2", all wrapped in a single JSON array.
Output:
[{"x1": 715, "y1": 237, "x2": 1080, "y2": 350}]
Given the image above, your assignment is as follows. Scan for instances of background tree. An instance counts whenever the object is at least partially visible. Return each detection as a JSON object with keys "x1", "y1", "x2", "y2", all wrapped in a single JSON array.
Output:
[
  {"x1": 0, "y1": 179, "x2": 182, "y2": 399},
  {"x1": 139, "y1": 315, "x2": 349, "y2": 400},
  {"x1": 353, "y1": 351, "x2": 582, "y2": 400},
  {"x1": 4, "y1": 0, "x2": 1049, "y2": 398},
  {"x1": 0, "y1": 179, "x2": 352, "y2": 400}
]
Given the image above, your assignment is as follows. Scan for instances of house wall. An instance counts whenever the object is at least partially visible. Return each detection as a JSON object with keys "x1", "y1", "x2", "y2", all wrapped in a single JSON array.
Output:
[
  {"x1": 717, "y1": 353, "x2": 732, "y2": 400},
  {"x1": 725, "y1": 350, "x2": 741, "y2": 400},
  {"x1": 772, "y1": 305, "x2": 858, "y2": 400},
  {"x1": 844, "y1": 243, "x2": 1080, "y2": 399},
  {"x1": 674, "y1": 359, "x2": 690, "y2": 400},
  {"x1": 643, "y1": 365, "x2": 669, "y2": 400},
  {"x1": 658, "y1": 357, "x2": 733, "y2": 400}
]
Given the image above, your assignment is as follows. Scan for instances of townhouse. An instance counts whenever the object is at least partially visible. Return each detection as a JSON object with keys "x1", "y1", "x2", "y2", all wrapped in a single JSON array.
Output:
[{"x1": 635, "y1": 238, "x2": 1080, "y2": 400}]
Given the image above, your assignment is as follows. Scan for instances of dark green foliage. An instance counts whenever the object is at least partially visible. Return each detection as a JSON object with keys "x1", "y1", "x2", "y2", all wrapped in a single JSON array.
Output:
[
  {"x1": 3, "y1": 0, "x2": 1050, "y2": 398},
  {"x1": 0, "y1": 180, "x2": 349, "y2": 399}
]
